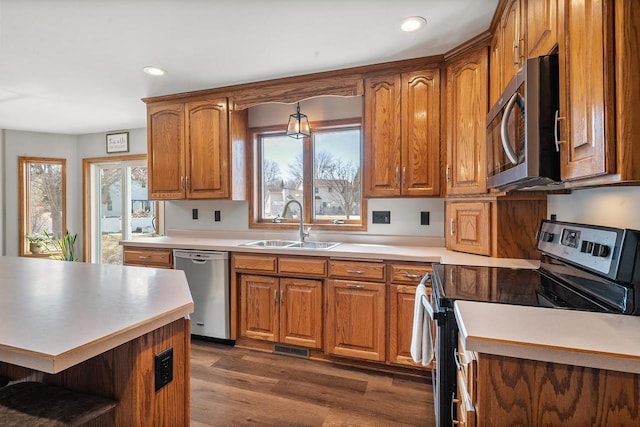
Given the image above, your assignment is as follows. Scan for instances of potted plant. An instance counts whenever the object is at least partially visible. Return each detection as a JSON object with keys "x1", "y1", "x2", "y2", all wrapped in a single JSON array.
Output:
[
  {"x1": 26, "y1": 233, "x2": 47, "y2": 254},
  {"x1": 43, "y1": 230, "x2": 78, "y2": 261}
]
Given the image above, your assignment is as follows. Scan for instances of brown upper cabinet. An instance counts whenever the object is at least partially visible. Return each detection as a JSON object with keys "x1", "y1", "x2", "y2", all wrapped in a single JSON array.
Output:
[
  {"x1": 147, "y1": 97, "x2": 245, "y2": 199},
  {"x1": 446, "y1": 47, "x2": 489, "y2": 196},
  {"x1": 489, "y1": 0, "x2": 525, "y2": 107},
  {"x1": 526, "y1": 0, "x2": 558, "y2": 58},
  {"x1": 364, "y1": 68, "x2": 441, "y2": 197}
]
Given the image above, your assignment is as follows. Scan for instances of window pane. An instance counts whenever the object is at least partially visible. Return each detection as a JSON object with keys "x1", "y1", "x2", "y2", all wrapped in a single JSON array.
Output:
[
  {"x1": 28, "y1": 162, "x2": 64, "y2": 237},
  {"x1": 261, "y1": 135, "x2": 303, "y2": 220},
  {"x1": 130, "y1": 166, "x2": 156, "y2": 239},
  {"x1": 312, "y1": 129, "x2": 362, "y2": 221},
  {"x1": 99, "y1": 167, "x2": 123, "y2": 264}
]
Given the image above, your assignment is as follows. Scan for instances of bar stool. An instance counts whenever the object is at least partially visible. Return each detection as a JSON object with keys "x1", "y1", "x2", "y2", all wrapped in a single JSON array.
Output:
[{"x1": 0, "y1": 381, "x2": 116, "y2": 426}]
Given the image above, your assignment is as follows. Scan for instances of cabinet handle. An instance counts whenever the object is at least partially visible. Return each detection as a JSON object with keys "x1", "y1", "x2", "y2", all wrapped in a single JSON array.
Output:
[
  {"x1": 446, "y1": 164, "x2": 450, "y2": 183},
  {"x1": 274, "y1": 290, "x2": 278, "y2": 304},
  {"x1": 180, "y1": 176, "x2": 185, "y2": 189},
  {"x1": 347, "y1": 284, "x2": 365, "y2": 289},
  {"x1": 395, "y1": 166, "x2": 400, "y2": 187},
  {"x1": 280, "y1": 289, "x2": 284, "y2": 305},
  {"x1": 450, "y1": 218, "x2": 455, "y2": 236},
  {"x1": 185, "y1": 176, "x2": 190, "y2": 190},
  {"x1": 513, "y1": 42, "x2": 519, "y2": 65},
  {"x1": 403, "y1": 273, "x2": 422, "y2": 279},
  {"x1": 138, "y1": 255, "x2": 151, "y2": 259},
  {"x1": 402, "y1": 166, "x2": 406, "y2": 186},
  {"x1": 346, "y1": 269, "x2": 364, "y2": 274}
]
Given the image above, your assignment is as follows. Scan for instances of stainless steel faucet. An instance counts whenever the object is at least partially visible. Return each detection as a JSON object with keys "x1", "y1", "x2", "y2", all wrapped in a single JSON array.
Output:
[{"x1": 280, "y1": 199, "x2": 310, "y2": 242}]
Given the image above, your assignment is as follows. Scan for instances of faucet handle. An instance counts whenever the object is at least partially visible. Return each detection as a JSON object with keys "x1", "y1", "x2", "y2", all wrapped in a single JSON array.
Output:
[
  {"x1": 272, "y1": 216, "x2": 283, "y2": 223},
  {"x1": 304, "y1": 226, "x2": 311, "y2": 237}
]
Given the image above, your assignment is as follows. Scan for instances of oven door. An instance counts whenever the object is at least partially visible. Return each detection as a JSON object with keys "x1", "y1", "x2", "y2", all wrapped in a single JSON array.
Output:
[{"x1": 428, "y1": 285, "x2": 458, "y2": 427}]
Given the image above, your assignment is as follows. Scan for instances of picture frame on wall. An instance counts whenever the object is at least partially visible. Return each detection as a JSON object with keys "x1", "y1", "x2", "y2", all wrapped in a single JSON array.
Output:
[{"x1": 106, "y1": 132, "x2": 129, "y2": 153}]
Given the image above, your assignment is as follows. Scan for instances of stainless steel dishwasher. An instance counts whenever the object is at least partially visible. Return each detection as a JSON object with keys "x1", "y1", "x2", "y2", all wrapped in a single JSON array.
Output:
[{"x1": 173, "y1": 250, "x2": 230, "y2": 340}]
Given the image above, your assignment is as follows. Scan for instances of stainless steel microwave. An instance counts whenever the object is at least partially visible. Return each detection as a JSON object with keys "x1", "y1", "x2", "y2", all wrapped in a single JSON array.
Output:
[{"x1": 486, "y1": 54, "x2": 560, "y2": 190}]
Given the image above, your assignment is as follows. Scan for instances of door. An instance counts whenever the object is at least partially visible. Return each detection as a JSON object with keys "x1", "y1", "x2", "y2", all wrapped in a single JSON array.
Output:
[
  {"x1": 93, "y1": 159, "x2": 158, "y2": 264},
  {"x1": 364, "y1": 74, "x2": 402, "y2": 197},
  {"x1": 325, "y1": 279, "x2": 386, "y2": 361},
  {"x1": 401, "y1": 69, "x2": 441, "y2": 196},
  {"x1": 446, "y1": 201, "x2": 491, "y2": 256},
  {"x1": 185, "y1": 98, "x2": 230, "y2": 198},
  {"x1": 240, "y1": 274, "x2": 279, "y2": 342},
  {"x1": 559, "y1": 0, "x2": 613, "y2": 180},
  {"x1": 279, "y1": 277, "x2": 323, "y2": 349},
  {"x1": 147, "y1": 102, "x2": 185, "y2": 199},
  {"x1": 389, "y1": 284, "x2": 433, "y2": 367},
  {"x1": 446, "y1": 47, "x2": 489, "y2": 195}
]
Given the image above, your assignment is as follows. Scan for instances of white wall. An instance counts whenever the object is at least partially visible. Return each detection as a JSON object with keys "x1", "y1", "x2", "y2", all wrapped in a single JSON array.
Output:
[
  {"x1": 548, "y1": 187, "x2": 640, "y2": 229},
  {"x1": 76, "y1": 128, "x2": 147, "y2": 159},
  {"x1": 3, "y1": 130, "x2": 78, "y2": 256},
  {"x1": 249, "y1": 96, "x2": 363, "y2": 127}
]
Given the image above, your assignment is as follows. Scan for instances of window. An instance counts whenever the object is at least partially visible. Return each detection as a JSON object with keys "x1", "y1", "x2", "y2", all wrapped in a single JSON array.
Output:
[
  {"x1": 19, "y1": 157, "x2": 66, "y2": 256},
  {"x1": 252, "y1": 119, "x2": 364, "y2": 230}
]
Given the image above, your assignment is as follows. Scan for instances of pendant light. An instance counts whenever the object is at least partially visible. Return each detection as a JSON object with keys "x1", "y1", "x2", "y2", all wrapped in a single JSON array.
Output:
[{"x1": 286, "y1": 102, "x2": 311, "y2": 139}]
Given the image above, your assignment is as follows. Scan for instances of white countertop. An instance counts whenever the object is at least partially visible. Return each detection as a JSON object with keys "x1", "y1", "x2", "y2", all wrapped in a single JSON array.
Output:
[
  {"x1": 121, "y1": 235, "x2": 540, "y2": 269},
  {"x1": 0, "y1": 256, "x2": 194, "y2": 374},
  {"x1": 455, "y1": 300, "x2": 640, "y2": 374}
]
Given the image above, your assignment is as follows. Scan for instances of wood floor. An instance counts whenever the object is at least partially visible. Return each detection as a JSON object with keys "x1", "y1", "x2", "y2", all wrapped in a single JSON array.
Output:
[{"x1": 190, "y1": 340, "x2": 435, "y2": 427}]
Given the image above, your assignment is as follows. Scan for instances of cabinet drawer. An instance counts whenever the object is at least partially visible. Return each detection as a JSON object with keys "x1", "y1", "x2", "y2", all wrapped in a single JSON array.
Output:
[
  {"x1": 389, "y1": 263, "x2": 432, "y2": 284},
  {"x1": 279, "y1": 257, "x2": 327, "y2": 277},
  {"x1": 329, "y1": 260, "x2": 386, "y2": 282},
  {"x1": 456, "y1": 369, "x2": 476, "y2": 427},
  {"x1": 233, "y1": 254, "x2": 277, "y2": 272},
  {"x1": 123, "y1": 247, "x2": 173, "y2": 268},
  {"x1": 457, "y1": 334, "x2": 477, "y2": 403}
]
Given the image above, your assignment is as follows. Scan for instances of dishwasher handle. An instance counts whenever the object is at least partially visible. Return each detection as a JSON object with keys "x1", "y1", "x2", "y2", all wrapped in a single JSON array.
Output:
[{"x1": 173, "y1": 250, "x2": 228, "y2": 262}]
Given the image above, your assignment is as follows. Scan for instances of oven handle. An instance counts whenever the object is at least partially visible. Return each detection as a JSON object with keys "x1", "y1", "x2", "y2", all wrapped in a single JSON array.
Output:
[
  {"x1": 500, "y1": 91, "x2": 523, "y2": 165},
  {"x1": 419, "y1": 273, "x2": 436, "y2": 320}
]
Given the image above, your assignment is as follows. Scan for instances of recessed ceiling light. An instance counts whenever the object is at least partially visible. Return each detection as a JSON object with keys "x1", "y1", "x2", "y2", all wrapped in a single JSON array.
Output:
[
  {"x1": 143, "y1": 66, "x2": 167, "y2": 76},
  {"x1": 401, "y1": 16, "x2": 427, "y2": 32}
]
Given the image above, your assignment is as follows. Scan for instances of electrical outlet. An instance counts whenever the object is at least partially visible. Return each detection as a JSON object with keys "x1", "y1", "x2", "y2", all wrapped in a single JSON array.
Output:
[
  {"x1": 372, "y1": 211, "x2": 391, "y2": 224},
  {"x1": 420, "y1": 211, "x2": 430, "y2": 225},
  {"x1": 192, "y1": 208, "x2": 198, "y2": 220},
  {"x1": 214, "y1": 210, "x2": 221, "y2": 222},
  {"x1": 154, "y1": 347, "x2": 173, "y2": 391}
]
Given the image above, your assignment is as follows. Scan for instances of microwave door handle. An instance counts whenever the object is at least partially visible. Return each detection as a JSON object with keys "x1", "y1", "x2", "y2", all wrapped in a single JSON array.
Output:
[{"x1": 500, "y1": 92, "x2": 523, "y2": 165}]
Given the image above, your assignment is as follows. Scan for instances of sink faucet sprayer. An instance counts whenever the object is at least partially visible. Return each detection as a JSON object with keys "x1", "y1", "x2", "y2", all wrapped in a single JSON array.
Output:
[{"x1": 274, "y1": 200, "x2": 311, "y2": 242}]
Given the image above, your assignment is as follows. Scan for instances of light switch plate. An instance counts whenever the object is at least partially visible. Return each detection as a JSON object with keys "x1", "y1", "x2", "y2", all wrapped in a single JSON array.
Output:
[{"x1": 372, "y1": 211, "x2": 391, "y2": 224}]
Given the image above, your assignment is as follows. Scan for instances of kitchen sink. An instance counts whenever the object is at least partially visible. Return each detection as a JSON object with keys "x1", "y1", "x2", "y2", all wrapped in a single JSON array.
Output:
[
  {"x1": 241, "y1": 240, "x2": 299, "y2": 247},
  {"x1": 240, "y1": 240, "x2": 341, "y2": 250},
  {"x1": 287, "y1": 241, "x2": 341, "y2": 249}
]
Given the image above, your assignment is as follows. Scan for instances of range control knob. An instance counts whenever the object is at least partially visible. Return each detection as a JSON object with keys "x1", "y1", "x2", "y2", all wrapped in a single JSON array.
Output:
[
  {"x1": 543, "y1": 232, "x2": 555, "y2": 242},
  {"x1": 591, "y1": 243, "x2": 610, "y2": 258},
  {"x1": 580, "y1": 240, "x2": 594, "y2": 253}
]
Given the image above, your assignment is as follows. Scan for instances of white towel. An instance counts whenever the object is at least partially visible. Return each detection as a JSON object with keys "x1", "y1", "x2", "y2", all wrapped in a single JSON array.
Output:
[{"x1": 410, "y1": 283, "x2": 434, "y2": 366}]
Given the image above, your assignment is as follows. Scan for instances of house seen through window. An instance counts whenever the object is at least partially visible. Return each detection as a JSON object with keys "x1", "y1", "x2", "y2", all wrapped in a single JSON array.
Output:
[{"x1": 256, "y1": 120, "x2": 363, "y2": 229}]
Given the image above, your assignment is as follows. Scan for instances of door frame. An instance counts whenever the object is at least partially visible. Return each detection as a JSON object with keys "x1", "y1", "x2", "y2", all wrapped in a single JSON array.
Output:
[{"x1": 82, "y1": 154, "x2": 162, "y2": 263}]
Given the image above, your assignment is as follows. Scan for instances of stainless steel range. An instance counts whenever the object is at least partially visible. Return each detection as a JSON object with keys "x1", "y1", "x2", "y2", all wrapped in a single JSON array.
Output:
[{"x1": 427, "y1": 220, "x2": 640, "y2": 427}]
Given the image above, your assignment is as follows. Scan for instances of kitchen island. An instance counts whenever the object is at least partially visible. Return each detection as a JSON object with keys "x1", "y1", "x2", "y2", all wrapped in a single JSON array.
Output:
[
  {"x1": 455, "y1": 300, "x2": 640, "y2": 426},
  {"x1": 0, "y1": 256, "x2": 194, "y2": 426}
]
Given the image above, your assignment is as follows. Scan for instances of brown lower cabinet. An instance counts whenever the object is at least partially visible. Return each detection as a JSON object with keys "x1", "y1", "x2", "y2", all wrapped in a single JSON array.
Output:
[
  {"x1": 240, "y1": 274, "x2": 323, "y2": 349},
  {"x1": 122, "y1": 246, "x2": 173, "y2": 268},
  {"x1": 325, "y1": 279, "x2": 386, "y2": 362}
]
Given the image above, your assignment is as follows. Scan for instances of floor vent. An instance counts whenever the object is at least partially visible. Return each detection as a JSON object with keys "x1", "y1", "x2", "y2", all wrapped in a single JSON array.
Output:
[{"x1": 273, "y1": 344, "x2": 310, "y2": 359}]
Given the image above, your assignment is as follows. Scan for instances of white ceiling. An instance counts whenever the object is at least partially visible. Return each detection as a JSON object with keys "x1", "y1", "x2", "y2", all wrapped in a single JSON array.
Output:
[{"x1": 0, "y1": 0, "x2": 497, "y2": 135}]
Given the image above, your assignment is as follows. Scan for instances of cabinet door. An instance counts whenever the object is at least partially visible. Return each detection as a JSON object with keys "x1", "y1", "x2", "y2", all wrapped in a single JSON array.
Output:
[
  {"x1": 147, "y1": 102, "x2": 185, "y2": 199},
  {"x1": 446, "y1": 48, "x2": 489, "y2": 195},
  {"x1": 240, "y1": 275, "x2": 279, "y2": 342},
  {"x1": 389, "y1": 284, "x2": 432, "y2": 368},
  {"x1": 500, "y1": 0, "x2": 523, "y2": 86},
  {"x1": 280, "y1": 278, "x2": 323, "y2": 349},
  {"x1": 446, "y1": 201, "x2": 491, "y2": 256},
  {"x1": 489, "y1": 33, "x2": 503, "y2": 108},
  {"x1": 185, "y1": 98, "x2": 230, "y2": 199},
  {"x1": 401, "y1": 69, "x2": 441, "y2": 196},
  {"x1": 559, "y1": 0, "x2": 613, "y2": 181},
  {"x1": 364, "y1": 74, "x2": 402, "y2": 197},
  {"x1": 325, "y1": 279, "x2": 386, "y2": 362},
  {"x1": 527, "y1": 0, "x2": 558, "y2": 58}
]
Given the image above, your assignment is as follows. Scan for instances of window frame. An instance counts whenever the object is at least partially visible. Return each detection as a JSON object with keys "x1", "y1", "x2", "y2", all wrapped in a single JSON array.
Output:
[
  {"x1": 249, "y1": 118, "x2": 366, "y2": 231},
  {"x1": 18, "y1": 156, "x2": 67, "y2": 257}
]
